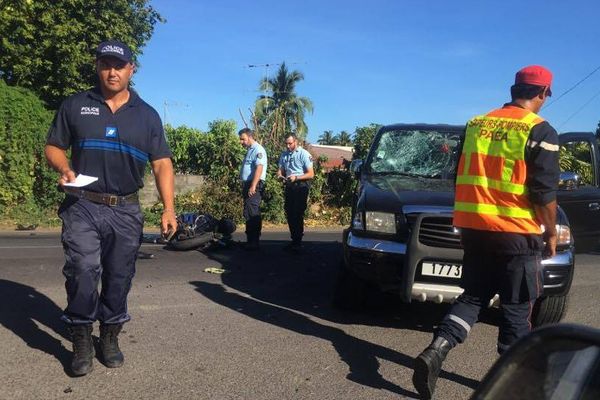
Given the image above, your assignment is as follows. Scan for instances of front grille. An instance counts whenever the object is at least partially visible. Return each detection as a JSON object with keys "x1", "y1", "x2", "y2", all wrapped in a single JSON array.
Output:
[
  {"x1": 405, "y1": 214, "x2": 418, "y2": 229},
  {"x1": 418, "y1": 215, "x2": 462, "y2": 249}
]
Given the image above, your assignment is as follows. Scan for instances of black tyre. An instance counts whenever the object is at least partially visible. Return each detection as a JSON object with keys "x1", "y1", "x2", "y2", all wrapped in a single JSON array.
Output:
[
  {"x1": 332, "y1": 260, "x2": 369, "y2": 311},
  {"x1": 531, "y1": 295, "x2": 568, "y2": 327},
  {"x1": 168, "y1": 232, "x2": 213, "y2": 251}
]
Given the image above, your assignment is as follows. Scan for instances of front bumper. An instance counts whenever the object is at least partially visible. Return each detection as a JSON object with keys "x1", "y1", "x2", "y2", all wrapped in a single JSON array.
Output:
[
  {"x1": 343, "y1": 221, "x2": 575, "y2": 303},
  {"x1": 343, "y1": 230, "x2": 406, "y2": 291}
]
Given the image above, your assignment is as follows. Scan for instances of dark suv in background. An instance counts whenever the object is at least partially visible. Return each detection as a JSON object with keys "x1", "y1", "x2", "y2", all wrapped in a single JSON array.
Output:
[{"x1": 335, "y1": 124, "x2": 600, "y2": 325}]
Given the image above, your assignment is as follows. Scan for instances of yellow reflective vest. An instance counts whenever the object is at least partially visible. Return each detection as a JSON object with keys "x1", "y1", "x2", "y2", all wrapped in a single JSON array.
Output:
[{"x1": 453, "y1": 106, "x2": 543, "y2": 234}]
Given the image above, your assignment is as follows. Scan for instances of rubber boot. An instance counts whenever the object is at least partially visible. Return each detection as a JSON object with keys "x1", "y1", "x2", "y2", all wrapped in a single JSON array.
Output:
[
  {"x1": 69, "y1": 324, "x2": 94, "y2": 376},
  {"x1": 99, "y1": 324, "x2": 124, "y2": 368},
  {"x1": 412, "y1": 337, "x2": 452, "y2": 399}
]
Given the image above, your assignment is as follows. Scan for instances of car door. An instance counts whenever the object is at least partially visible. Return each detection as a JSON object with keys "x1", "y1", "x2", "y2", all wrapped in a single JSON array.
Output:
[{"x1": 557, "y1": 132, "x2": 600, "y2": 252}]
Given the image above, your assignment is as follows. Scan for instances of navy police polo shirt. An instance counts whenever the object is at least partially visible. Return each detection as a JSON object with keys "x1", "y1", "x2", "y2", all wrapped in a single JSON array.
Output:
[{"x1": 46, "y1": 87, "x2": 172, "y2": 195}]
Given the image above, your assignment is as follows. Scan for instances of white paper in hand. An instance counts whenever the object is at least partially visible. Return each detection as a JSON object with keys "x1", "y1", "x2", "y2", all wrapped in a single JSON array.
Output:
[{"x1": 63, "y1": 174, "x2": 98, "y2": 188}]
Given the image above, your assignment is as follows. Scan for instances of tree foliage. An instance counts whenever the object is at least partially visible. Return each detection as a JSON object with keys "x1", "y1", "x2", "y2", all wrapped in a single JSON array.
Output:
[
  {"x1": 164, "y1": 124, "x2": 205, "y2": 174},
  {"x1": 254, "y1": 62, "x2": 313, "y2": 147},
  {"x1": 353, "y1": 123, "x2": 381, "y2": 160},
  {"x1": 165, "y1": 120, "x2": 245, "y2": 189},
  {"x1": 0, "y1": 0, "x2": 163, "y2": 109},
  {"x1": 0, "y1": 80, "x2": 60, "y2": 219},
  {"x1": 559, "y1": 141, "x2": 594, "y2": 185},
  {"x1": 318, "y1": 130, "x2": 335, "y2": 145},
  {"x1": 336, "y1": 130, "x2": 353, "y2": 146}
]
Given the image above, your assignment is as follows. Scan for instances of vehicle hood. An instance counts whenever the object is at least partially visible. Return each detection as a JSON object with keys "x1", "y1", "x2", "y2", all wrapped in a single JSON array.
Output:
[{"x1": 358, "y1": 174, "x2": 455, "y2": 213}]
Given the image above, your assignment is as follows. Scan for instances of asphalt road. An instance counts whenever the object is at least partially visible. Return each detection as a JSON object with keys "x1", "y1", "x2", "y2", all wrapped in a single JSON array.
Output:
[{"x1": 1, "y1": 229, "x2": 599, "y2": 400}]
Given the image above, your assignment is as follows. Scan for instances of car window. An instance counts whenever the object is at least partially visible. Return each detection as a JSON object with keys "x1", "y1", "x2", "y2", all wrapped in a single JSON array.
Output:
[
  {"x1": 366, "y1": 129, "x2": 461, "y2": 179},
  {"x1": 559, "y1": 141, "x2": 594, "y2": 185}
]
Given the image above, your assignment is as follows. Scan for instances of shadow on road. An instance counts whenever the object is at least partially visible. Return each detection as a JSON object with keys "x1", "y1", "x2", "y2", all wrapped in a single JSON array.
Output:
[
  {"x1": 191, "y1": 238, "x2": 480, "y2": 395},
  {"x1": 0, "y1": 279, "x2": 72, "y2": 375}
]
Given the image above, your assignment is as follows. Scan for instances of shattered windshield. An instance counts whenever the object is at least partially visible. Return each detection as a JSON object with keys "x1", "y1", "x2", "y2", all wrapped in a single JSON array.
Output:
[{"x1": 366, "y1": 129, "x2": 462, "y2": 179}]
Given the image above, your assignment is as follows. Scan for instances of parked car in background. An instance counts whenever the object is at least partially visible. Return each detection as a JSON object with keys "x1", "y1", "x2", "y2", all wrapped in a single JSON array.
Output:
[
  {"x1": 556, "y1": 132, "x2": 600, "y2": 252},
  {"x1": 335, "y1": 124, "x2": 600, "y2": 325}
]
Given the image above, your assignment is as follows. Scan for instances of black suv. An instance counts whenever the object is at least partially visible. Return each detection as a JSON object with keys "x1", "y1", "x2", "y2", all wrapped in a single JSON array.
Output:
[{"x1": 336, "y1": 124, "x2": 600, "y2": 325}]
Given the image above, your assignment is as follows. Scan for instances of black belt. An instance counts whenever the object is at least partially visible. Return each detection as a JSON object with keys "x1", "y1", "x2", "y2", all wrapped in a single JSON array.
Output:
[
  {"x1": 286, "y1": 180, "x2": 309, "y2": 187},
  {"x1": 64, "y1": 188, "x2": 139, "y2": 207}
]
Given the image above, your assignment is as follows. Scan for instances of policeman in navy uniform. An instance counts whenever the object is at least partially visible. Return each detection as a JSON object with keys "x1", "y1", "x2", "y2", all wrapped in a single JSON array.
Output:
[
  {"x1": 239, "y1": 128, "x2": 267, "y2": 250},
  {"x1": 45, "y1": 40, "x2": 177, "y2": 376},
  {"x1": 277, "y1": 133, "x2": 314, "y2": 252}
]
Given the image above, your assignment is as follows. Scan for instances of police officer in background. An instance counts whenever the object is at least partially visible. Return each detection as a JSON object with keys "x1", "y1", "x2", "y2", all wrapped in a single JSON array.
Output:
[
  {"x1": 239, "y1": 128, "x2": 267, "y2": 251},
  {"x1": 412, "y1": 65, "x2": 560, "y2": 399},
  {"x1": 277, "y1": 133, "x2": 314, "y2": 252},
  {"x1": 45, "y1": 40, "x2": 177, "y2": 376}
]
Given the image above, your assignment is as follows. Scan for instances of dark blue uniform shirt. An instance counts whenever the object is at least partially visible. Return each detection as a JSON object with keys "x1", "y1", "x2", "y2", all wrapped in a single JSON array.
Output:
[{"x1": 46, "y1": 87, "x2": 171, "y2": 195}]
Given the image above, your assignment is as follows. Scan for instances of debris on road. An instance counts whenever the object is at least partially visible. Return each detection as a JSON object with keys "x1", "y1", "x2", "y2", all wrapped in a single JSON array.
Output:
[{"x1": 203, "y1": 267, "x2": 227, "y2": 274}]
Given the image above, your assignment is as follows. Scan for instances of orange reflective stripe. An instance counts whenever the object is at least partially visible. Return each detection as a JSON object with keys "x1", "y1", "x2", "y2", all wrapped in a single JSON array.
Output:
[
  {"x1": 453, "y1": 211, "x2": 542, "y2": 234},
  {"x1": 486, "y1": 106, "x2": 532, "y2": 120},
  {"x1": 510, "y1": 159, "x2": 527, "y2": 184},
  {"x1": 455, "y1": 184, "x2": 529, "y2": 208},
  {"x1": 468, "y1": 153, "x2": 504, "y2": 181}
]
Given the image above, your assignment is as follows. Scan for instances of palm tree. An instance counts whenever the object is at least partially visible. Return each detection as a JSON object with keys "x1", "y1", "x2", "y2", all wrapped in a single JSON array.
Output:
[
  {"x1": 336, "y1": 130, "x2": 353, "y2": 146},
  {"x1": 254, "y1": 62, "x2": 313, "y2": 146},
  {"x1": 318, "y1": 130, "x2": 335, "y2": 145}
]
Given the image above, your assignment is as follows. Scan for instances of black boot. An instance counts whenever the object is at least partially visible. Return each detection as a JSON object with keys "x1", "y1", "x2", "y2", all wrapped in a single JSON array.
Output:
[
  {"x1": 413, "y1": 337, "x2": 452, "y2": 399},
  {"x1": 99, "y1": 324, "x2": 124, "y2": 368},
  {"x1": 68, "y1": 324, "x2": 94, "y2": 376}
]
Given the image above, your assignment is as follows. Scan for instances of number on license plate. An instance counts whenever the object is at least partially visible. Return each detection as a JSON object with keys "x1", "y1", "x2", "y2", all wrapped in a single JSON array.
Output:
[{"x1": 421, "y1": 262, "x2": 462, "y2": 278}]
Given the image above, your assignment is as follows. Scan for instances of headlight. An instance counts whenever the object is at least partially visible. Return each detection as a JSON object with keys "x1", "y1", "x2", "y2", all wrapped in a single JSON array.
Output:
[
  {"x1": 556, "y1": 224, "x2": 571, "y2": 246},
  {"x1": 352, "y1": 211, "x2": 364, "y2": 230},
  {"x1": 365, "y1": 211, "x2": 396, "y2": 234},
  {"x1": 542, "y1": 224, "x2": 572, "y2": 246}
]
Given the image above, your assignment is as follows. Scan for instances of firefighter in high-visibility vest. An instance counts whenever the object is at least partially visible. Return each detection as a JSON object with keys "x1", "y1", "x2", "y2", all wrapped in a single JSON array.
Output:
[{"x1": 412, "y1": 65, "x2": 560, "y2": 400}]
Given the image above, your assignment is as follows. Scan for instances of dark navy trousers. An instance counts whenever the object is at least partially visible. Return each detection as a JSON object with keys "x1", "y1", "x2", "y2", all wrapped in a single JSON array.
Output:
[
  {"x1": 58, "y1": 197, "x2": 143, "y2": 325},
  {"x1": 435, "y1": 250, "x2": 543, "y2": 354},
  {"x1": 242, "y1": 180, "x2": 264, "y2": 243},
  {"x1": 284, "y1": 181, "x2": 310, "y2": 243}
]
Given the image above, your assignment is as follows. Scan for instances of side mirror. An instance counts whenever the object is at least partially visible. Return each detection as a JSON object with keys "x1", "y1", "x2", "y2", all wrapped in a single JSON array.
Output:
[
  {"x1": 350, "y1": 159, "x2": 363, "y2": 178},
  {"x1": 559, "y1": 171, "x2": 581, "y2": 190},
  {"x1": 471, "y1": 324, "x2": 600, "y2": 400}
]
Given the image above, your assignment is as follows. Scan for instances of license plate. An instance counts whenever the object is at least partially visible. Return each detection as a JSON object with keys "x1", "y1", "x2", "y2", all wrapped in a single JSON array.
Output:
[{"x1": 421, "y1": 262, "x2": 462, "y2": 278}]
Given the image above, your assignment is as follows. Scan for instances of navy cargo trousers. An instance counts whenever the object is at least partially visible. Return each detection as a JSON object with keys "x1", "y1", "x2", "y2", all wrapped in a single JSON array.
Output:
[
  {"x1": 284, "y1": 181, "x2": 310, "y2": 243},
  {"x1": 58, "y1": 197, "x2": 143, "y2": 325},
  {"x1": 435, "y1": 250, "x2": 543, "y2": 354},
  {"x1": 242, "y1": 180, "x2": 264, "y2": 243}
]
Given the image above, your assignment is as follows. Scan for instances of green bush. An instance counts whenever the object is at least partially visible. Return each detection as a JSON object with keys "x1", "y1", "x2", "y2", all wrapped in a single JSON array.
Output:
[
  {"x1": 165, "y1": 124, "x2": 205, "y2": 174},
  {"x1": 144, "y1": 182, "x2": 244, "y2": 227},
  {"x1": 261, "y1": 168, "x2": 286, "y2": 223},
  {"x1": 0, "y1": 81, "x2": 61, "y2": 220}
]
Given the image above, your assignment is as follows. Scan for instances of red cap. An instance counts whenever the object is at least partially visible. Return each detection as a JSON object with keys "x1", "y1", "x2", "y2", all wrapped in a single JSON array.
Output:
[{"x1": 515, "y1": 65, "x2": 553, "y2": 87}]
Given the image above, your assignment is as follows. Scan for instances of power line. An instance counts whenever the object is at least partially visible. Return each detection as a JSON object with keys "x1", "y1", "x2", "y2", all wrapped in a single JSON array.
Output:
[
  {"x1": 543, "y1": 64, "x2": 600, "y2": 110},
  {"x1": 557, "y1": 86, "x2": 600, "y2": 130}
]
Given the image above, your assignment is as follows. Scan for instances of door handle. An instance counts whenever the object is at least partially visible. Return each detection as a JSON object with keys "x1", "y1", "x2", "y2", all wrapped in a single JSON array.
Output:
[{"x1": 590, "y1": 202, "x2": 600, "y2": 211}]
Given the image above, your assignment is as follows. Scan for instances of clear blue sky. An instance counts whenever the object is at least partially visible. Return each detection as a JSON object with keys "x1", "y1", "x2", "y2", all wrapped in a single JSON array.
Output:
[{"x1": 134, "y1": 0, "x2": 600, "y2": 143}]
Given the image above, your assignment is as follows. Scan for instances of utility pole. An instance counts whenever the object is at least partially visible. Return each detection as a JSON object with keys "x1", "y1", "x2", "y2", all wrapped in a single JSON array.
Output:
[{"x1": 247, "y1": 63, "x2": 281, "y2": 107}]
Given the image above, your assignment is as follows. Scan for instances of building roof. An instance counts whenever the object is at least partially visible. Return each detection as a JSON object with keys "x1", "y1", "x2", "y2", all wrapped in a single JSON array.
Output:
[{"x1": 306, "y1": 144, "x2": 353, "y2": 171}]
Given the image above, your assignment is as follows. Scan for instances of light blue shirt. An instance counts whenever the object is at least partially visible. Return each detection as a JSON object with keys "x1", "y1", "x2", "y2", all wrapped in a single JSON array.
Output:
[
  {"x1": 240, "y1": 142, "x2": 267, "y2": 182},
  {"x1": 278, "y1": 147, "x2": 313, "y2": 177}
]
